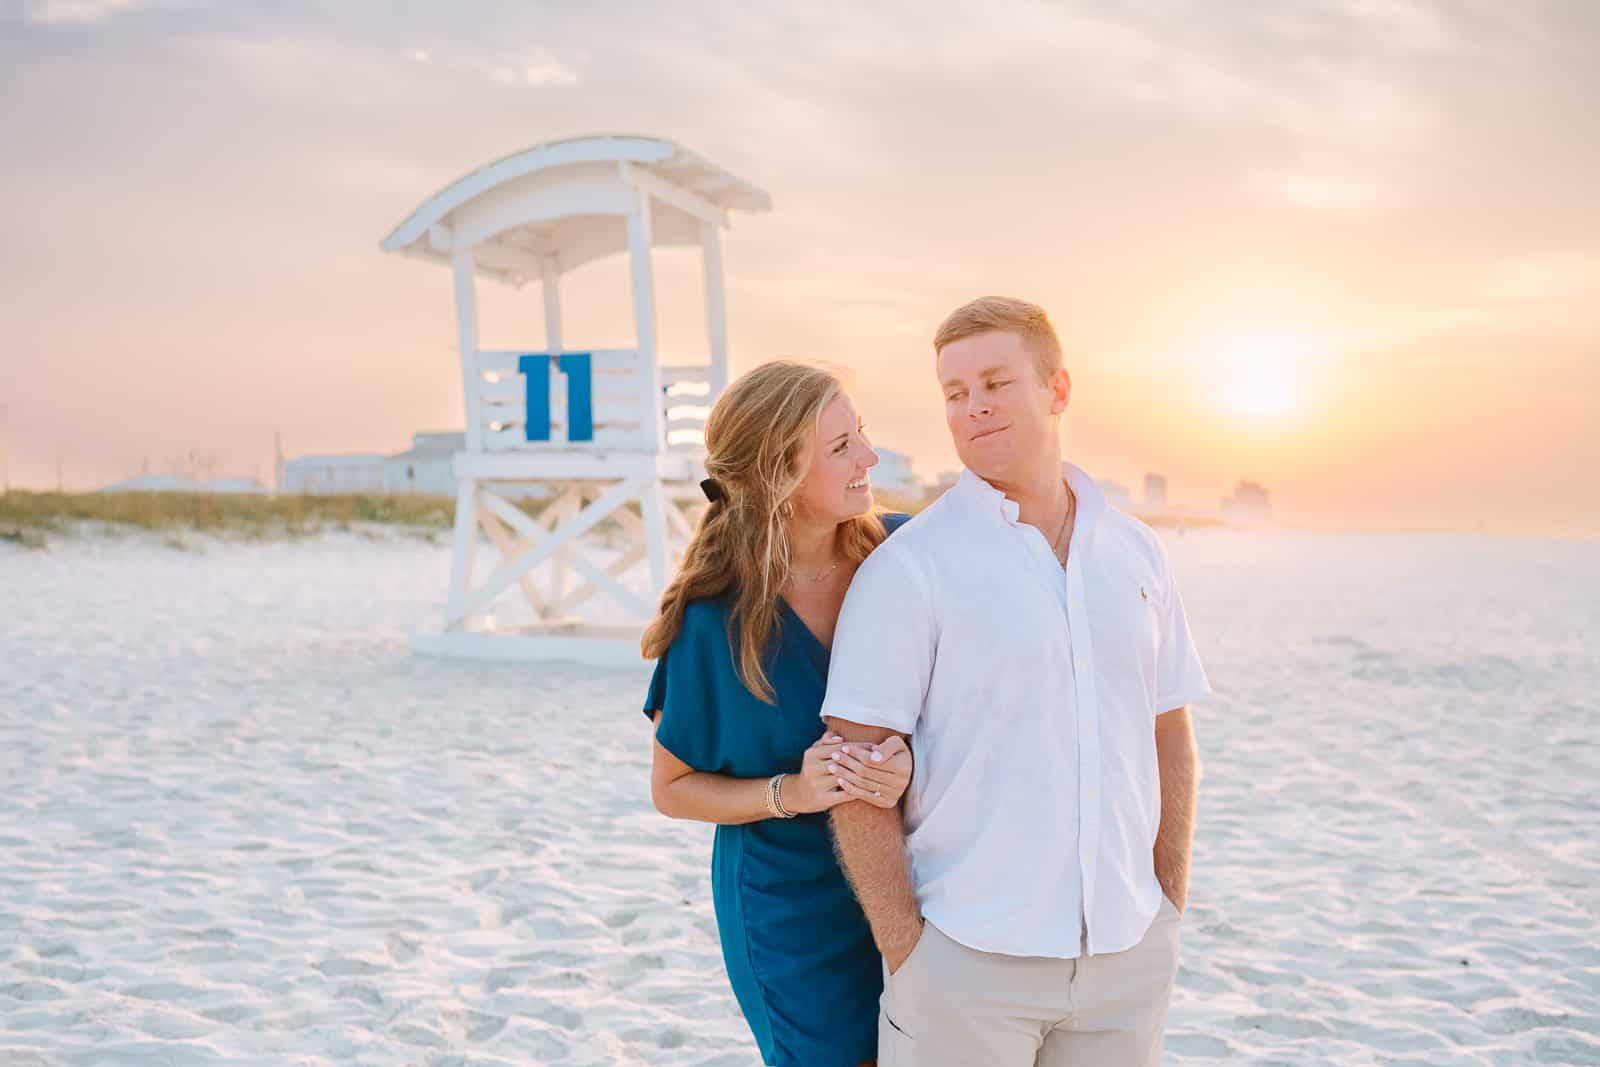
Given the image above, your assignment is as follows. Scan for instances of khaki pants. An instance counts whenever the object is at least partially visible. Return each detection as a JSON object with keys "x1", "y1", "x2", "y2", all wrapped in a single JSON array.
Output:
[{"x1": 878, "y1": 896, "x2": 1182, "y2": 1066}]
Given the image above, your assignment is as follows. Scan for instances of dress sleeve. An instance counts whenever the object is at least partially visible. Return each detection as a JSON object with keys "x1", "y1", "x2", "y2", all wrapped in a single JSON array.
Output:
[
  {"x1": 818, "y1": 543, "x2": 933, "y2": 734},
  {"x1": 641, "y1": 603, "x2": 737, "y2": 772}
]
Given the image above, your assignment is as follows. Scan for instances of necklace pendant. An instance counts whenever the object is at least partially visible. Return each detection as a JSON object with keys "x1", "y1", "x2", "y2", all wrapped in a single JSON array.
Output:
[{"x1": 807, "y1": 563, "x2": 839, "y2": 583}]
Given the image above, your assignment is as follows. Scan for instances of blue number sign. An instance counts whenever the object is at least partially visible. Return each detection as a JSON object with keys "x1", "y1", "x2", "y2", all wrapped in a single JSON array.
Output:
[{"x1": 517, "y1": 352, "x2": 594, "y2": 442}]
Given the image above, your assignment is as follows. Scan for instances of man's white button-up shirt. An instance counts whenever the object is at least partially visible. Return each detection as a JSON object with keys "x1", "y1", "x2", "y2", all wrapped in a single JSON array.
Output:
[{"x1": 820, "y1": 463, "x2": 1211, "y2": 958}]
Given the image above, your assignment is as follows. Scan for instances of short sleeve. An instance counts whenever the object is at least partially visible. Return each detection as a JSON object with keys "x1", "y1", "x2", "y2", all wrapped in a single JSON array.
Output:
[
  {"x1": 1154, "y1": 544, "x2": 1211, "y2": 713},
  {"x1": 642, "y1": 652, "x2": 669, "y2": 720},
  {"x1": 641, "y1": 604, "x2": 736, "y2": 772},
  {"x1": 819, "y1": 543, "x2": 933, "y2": 734}
]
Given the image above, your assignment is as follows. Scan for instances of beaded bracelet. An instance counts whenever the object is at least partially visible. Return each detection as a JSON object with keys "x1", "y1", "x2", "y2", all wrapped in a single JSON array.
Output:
[{"x1": 767, "y1": 773, "x2": 797, "y2": 819}]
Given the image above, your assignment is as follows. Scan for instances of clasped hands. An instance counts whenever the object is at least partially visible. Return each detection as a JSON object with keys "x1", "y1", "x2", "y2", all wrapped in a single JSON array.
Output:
[{"x1": 782, "y1": 731, "x2": 913, "y2": 814}]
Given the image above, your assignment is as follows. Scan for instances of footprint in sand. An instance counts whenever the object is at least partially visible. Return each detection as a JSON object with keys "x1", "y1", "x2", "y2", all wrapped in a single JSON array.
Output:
[
  {"x1": 31, "y1": 940, "x2": 82, "y2": 960},
  {"x1": 385, "y1": 932, "x2": 421, "y2": 962},
  {"x1": 124, "y1": 981, "x2": 208, "y2": 1001},
  {"x1": 0, "y1": 981, "x2": 66, "y2": 1002},
  {"x1": 483, "y1": 967, "x2": 521, "y2": 993},
  {"x1": 313, "y1": 956, "x2": 387, "y2": 977},
  {"x1": 1167, "y1": 1032, "x2": 1236, "y2": 1057},
  {"x1": 197, "y1": 1002, "x2": 256, "y2": 1024},
  {"x1": 443, "y1": 1008, "x2": 508, "y2": 1042},
  {"x1": 335, "y1": 983, "x2": 385, "y2": 1008},
  {"x1": 389, "y1": 1021, "x2": 448, "y2": 1048},
  {"x1": 542, "y1": 1004, "x2": 584, "y2": 1030}
]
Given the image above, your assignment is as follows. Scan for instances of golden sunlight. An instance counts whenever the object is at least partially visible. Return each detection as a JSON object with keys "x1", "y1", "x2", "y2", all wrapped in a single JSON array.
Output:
[{"x1": 1212, "y1": 330, "x2": 1317, "y2": 418}]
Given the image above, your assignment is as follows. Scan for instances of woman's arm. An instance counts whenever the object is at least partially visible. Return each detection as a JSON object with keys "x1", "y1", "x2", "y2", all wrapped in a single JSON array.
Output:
[
  {"x1": 650, "y1": 713, "x2": 775, "y2": 825},
  {"x1": 649, "y1": 711, "x2": 880, "y2": 824}
]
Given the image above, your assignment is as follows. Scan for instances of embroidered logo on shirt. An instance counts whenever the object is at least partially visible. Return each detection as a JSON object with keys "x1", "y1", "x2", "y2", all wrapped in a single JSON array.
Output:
[{"x1": 1140, "y1": 586, "x2": 1149, "y2": 601}]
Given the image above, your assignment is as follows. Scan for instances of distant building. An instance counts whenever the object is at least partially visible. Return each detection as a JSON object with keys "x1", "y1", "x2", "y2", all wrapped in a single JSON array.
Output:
[
  {"x1": 205, "y1": 477, "x2": 270, "y2": 494},
  {"x1": 1221, "y1": 479, "x2": 1273, "y2": 524},
  {"x1": 282, "y1": 454, "x2": 387, "y2": 494},
  {"x1": 98, "y1": 474, "x2": 200, "y2": 493},
  {"x1": 1099, "y1": 480, "x2": 1134, "y2": 511},
  {"x1": 384, "y1": 432, "x2": 463, "y2": 496},
  {"x1": 98, "y1": 474, "x2": 267, "y2": 494},
  {"x1": 923, "y1": 469, "x2": 962, "y2": 503},
  {"x1": 284, "y1": 433, "x2": 557, "y2": 499},
  {"x1": 871, "y1": 448, "x2": 920, "y2": 499},
  {"x1": 1143, "y1": 473, "x2": 1168, "y2": 514},
  {"x1": 285, "y1": 434, "x2": 920, "y2": 500}
]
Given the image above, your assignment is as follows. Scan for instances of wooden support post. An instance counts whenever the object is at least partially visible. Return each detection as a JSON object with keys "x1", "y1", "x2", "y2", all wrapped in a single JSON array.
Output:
[
  {"x1": 479, "y1": 502, "x2": 550, "y2": 618},
  {"x1": 450, "y1": 475, "x2": 648, "y2": 623},
  {"x1": 541, "y1": 257, "x2": 563, "y2": 353},
  {"x1": 628, "y1": 192, "x2": 666, "y2": 453},
  {"x1": 639, "y1": 479, "x2": 670, "y2": 594},
  {"x1": 702, "y1": 221, "x2": 729, "y2": 396},
  {"x1": 446, "y1": 480, "x2": 480, "y2": 629},
  {"x1": 548, "y1": 486, "x2": 580, "y2": 606},
  {"x1": 452, "y1": 250, "x2": 484, "y2": 453}
]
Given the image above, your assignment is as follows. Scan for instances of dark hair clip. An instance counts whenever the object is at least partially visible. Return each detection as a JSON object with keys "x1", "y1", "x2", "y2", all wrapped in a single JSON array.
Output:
[{"x1": 700, "y1": 477, "x2": 725, "y2": 503}]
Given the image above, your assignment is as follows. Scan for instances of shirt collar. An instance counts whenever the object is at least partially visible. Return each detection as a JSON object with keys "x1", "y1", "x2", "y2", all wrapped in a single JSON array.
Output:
[{"x1": 953, "y1": 462, "x2": 1107, "y2": 545}]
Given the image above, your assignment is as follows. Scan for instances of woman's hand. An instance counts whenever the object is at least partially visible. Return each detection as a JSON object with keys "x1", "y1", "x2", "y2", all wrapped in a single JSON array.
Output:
[
  {"x1": 828, "y1": 734, "x2": 913, "y2": 809},
  {"x1": 782, "y1": 734, "x2": 852, "y2": 814}
]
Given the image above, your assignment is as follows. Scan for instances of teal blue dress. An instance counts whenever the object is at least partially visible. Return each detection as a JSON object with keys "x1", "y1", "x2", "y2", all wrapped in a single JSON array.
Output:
[{"x1": 642, "y1": 514, "x2": 909, "y2": 1067}]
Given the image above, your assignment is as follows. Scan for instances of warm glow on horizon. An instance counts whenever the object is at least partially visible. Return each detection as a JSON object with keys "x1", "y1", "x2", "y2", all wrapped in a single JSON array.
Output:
[
  {"x1": 1211, "y1": 330, "x2": 1320, "y2": 418},
  {"x1": 3, "y1": 3, "x2": 1597, "y2": 538}
]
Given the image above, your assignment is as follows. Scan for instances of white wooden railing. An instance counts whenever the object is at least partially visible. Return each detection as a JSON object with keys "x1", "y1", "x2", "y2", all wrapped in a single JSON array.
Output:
[{"x1": 466, "y1": 349, "x2": 712, "y2": 454}]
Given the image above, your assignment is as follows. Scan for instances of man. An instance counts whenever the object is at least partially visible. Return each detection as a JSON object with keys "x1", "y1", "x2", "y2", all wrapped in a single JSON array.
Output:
[{"x1": 820, "y1": 296, "x2": 1210, "y2": 1066}]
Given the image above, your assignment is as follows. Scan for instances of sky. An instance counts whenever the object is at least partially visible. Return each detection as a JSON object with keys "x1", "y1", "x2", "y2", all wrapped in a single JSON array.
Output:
[{"x1": 2, "y1": 0, "x2": 1597, "y2": 537}]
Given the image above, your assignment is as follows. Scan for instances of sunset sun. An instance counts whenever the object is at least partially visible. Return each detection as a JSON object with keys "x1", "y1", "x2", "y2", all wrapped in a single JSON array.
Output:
[{"x1": 1213, "y1": 331, "x2": 1318, "y2": 418}]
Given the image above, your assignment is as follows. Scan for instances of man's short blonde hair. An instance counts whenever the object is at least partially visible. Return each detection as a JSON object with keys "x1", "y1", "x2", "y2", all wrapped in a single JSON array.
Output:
[{"x1": 933, "y1": 296, "x2": 1064, "y2": 382}]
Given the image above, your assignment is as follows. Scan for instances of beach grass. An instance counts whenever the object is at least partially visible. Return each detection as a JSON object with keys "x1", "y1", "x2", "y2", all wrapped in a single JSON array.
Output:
[{"x1": 0, "y1": 491, "x2": 459, "y2": 548}]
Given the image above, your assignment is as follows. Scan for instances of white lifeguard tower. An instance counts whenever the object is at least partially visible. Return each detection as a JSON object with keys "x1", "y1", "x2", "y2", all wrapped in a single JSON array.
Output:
[{"x1": 381, "y1": 135, "x2": 771, "y2": 663}]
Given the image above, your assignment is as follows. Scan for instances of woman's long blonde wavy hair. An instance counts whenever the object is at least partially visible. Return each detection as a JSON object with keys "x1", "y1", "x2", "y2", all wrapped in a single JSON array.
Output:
[{"x1": 641, "y1": 360, "x2": 888, "y2": 703}]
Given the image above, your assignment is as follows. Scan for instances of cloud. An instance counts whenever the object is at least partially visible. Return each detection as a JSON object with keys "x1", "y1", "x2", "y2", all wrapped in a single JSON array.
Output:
[
  {"x1": 475, "y1": 52, "x2": 580, "y2": 88},
  {"x1": 11, "y1": 0, "x2": 171, "y2": 24},
  {"x1": 1265, "y1": 0, "x2": 1458, "y2": 56},
  {"x1": 1250, "y1": 170, "x2": 1380, "y2": 212},
  {"x1": 671, "y1": 4, "x2": 1448, "y2": 158},
  {"x1": 1355, "y1": 251, "x2": 1600, "y2": 354},
  {"x1": 394, "y1": 43, "x2": 580, "y2": 88},
  {"x1": 1478, "y1": 253, "x2": 1600, "y2": 306}
]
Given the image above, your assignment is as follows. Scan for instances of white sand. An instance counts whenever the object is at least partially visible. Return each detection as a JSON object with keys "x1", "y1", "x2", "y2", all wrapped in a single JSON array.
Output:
[{"x1": 2, "y1": 527, "x2": 1597, "y2": 1065}]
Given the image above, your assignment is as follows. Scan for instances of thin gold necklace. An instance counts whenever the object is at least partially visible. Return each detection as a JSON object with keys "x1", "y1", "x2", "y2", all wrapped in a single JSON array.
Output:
[
  {"x1": 1049, "y1": 486, "x2": 1075, "y2": 565},
  {"x1": 800, "y1": 558, "x2": 842, "y2": 583}
]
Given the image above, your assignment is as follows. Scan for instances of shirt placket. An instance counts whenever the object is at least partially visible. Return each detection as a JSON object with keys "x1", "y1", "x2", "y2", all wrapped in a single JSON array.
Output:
[
  {"x1": 1023, "y1": 518, "x2": 1095, "y2": 958},
  {"x1": 1064, "y1": 555, "x2": 1101, "y2": 955}
]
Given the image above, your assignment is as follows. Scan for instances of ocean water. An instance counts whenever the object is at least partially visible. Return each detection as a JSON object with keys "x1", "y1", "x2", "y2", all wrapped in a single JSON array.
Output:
[{"x1": 2, "y1": 528, "x2": 1597, "y2": 1065}]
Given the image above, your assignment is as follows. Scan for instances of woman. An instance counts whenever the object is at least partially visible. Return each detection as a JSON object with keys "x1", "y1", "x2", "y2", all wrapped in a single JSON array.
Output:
[{"x1": 640, "y1": 360, "x2": 914, "y2": 1067}]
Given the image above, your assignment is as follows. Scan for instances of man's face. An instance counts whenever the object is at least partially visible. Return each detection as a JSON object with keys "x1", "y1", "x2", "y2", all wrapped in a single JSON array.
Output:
[{"x1": 937, "y1": 331, "x2": 1069, "y2": 484}]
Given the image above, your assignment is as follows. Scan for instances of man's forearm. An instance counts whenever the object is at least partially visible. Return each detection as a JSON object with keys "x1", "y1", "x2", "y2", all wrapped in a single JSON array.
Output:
[
  {"x1": 824, "y1": 717, "x2": 922, "y2": 965},
  {"x1": 831, "y1": 799, "x2": 922, "y2": 959},
  {"x1": 1153, "y1": 707, "x2": 1199, "y2": 910}
]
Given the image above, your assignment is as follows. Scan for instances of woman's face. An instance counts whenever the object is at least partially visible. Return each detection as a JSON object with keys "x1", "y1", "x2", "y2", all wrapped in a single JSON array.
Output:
[{"x1": 790, "y1": 392, "x2": 879, "y2": 525}]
